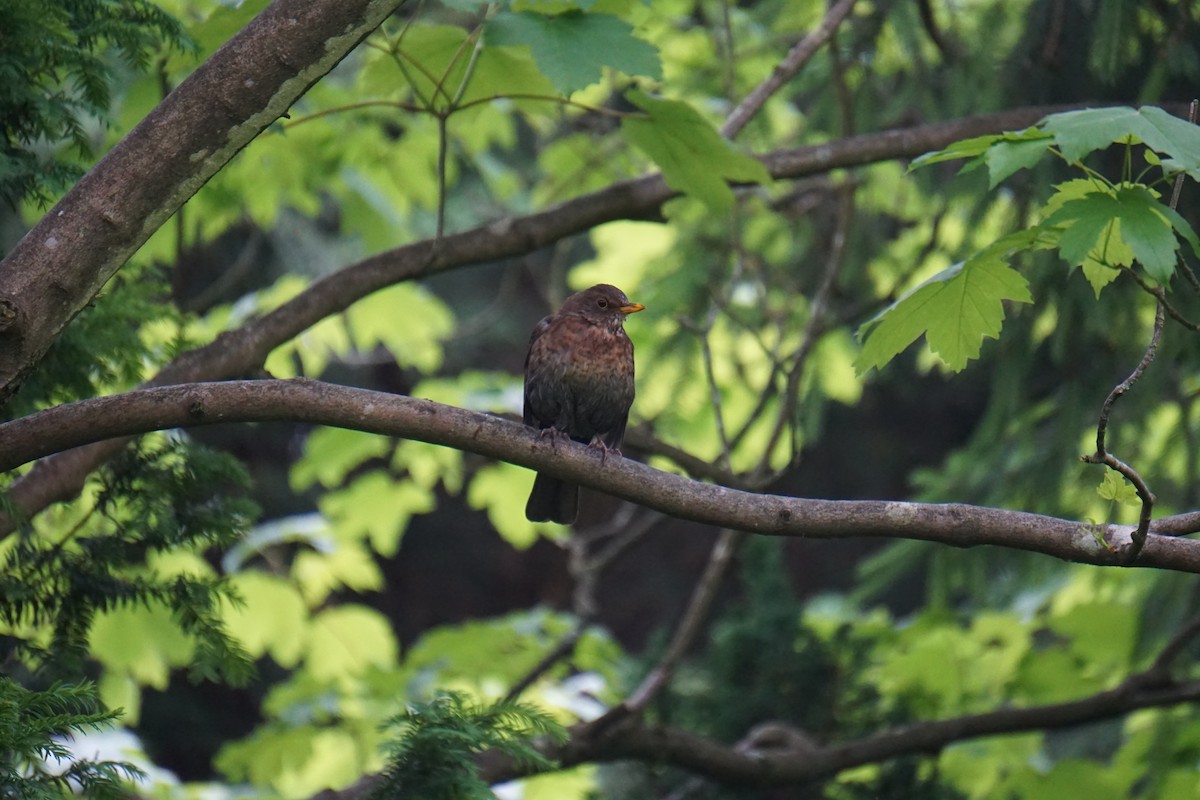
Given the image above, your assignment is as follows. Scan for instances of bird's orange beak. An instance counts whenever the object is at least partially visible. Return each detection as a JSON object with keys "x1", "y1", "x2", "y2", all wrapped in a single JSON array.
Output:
[{"x1": 620, "y1": 302, "x2": 645, "y2": 314}]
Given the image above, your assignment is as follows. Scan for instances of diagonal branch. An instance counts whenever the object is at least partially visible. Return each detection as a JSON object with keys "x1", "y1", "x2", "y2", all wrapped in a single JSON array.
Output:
[
  {"x1": 0, "y1": 0, "x2": 407, "y2": 400},
  {"x1": 3, "y1": 378, "x2": 1200, "y2": 572}
]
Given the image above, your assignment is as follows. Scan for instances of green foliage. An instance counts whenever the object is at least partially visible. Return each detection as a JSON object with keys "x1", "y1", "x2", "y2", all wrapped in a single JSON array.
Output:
[
  {"x1": 0, "y1": 0, "x2": 190, "y2": 206},
  {"x1": 373, "y1": 691, "x2": 566, "y2": 800},
  {"x1": 863, "y1": 106, "x2": 1200, "y2": 372},
  {"x1": 0, "y1": 679, "x2": 141, "y2": 800},
  {"x1": 0, "y1": 437, "x2": 255, "y2": 684},
  {"x1": 622, "y1": 90, "x2": 771, "y2": 210},
  {"x1": 856, "y1": 240, "x2": 1034, "y2": 373},
  {"x1": 9, "y1": 1, "x2": 1200, "y2": 798},
  {"x1": 6, "y1": 264, "x2": 178, "y2": 418},
  {"x1": 486, "y1": 10, "x2": 661, "y2": 94}
]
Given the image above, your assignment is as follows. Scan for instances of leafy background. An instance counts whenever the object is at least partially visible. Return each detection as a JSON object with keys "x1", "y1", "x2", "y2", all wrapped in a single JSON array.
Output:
[{"x1": 3, "y1": 0, "x2": 1200, "y2": 798}]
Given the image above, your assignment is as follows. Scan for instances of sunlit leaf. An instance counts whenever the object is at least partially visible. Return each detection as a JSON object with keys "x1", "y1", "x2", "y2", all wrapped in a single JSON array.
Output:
[
  {"x1": 320, "y1": 472, "x2": 435, "y2": 557},
  {"x1": 292, "y1": 428, "x2": 391, "y2": 491},
  {"x1": 306, "y1": 605, "x2": 399, "y2": 682},
  {"x1": 292, "y1": 543, "x2": 384, "y2": 606},
  {"x1": 90, "y1": 603, "x2": 194, "y2": 690},
  {"x1": 622, "y1": 90, "x2": 770, "y2": 209},
  {"x1": 223, "y1": 572, "x2": 309, "y2": 667},
  {"x1": 468, "y1": 462, "x2": 562, "y2": 547}
]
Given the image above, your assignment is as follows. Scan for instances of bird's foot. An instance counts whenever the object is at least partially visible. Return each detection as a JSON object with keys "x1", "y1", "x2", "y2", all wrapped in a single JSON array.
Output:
[
  {"x1": 587, "y1": 439, "x2": 622, "y2": 465},
  {"x1": 537, "y1": 426, "x2": 569, "y2": 449}
]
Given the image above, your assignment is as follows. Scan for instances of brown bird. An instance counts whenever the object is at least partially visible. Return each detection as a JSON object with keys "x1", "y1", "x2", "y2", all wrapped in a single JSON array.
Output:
[{"x1": 523, "y1": 284, "x2": 644, "y2": 524}]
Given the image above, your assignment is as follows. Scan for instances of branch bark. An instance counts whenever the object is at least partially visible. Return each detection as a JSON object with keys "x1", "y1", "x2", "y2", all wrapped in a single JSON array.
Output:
[
  {"x1": 3, "y1": 378, "x2": 1200, "y2": 573},
  {"x1": 532, "y1": 678, "x2": 1200, "y2": 788},
  {"x1": 0, "y1": 106, "x2": 1088, "y2": 533},
  {"x1": 482, "y1": 617, "x2": 1200, "y2": 788},
  {"x1": 0, "y1": 0, "x2": 405, "y2": 401}
]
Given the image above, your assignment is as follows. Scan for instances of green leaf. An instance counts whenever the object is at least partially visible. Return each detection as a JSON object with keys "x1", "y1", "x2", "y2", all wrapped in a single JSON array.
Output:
[
  {"x1": 1135, "y1": 106, "x2": 1200, "y2": 180},
  {"x1": 1047, "y1": 192, "x2": 1122, "y2": 267},
  {"x1": 622, "y1": 90, "x2": 770, "y2": 209},
  {"x1": 90, "y1": 603, "x2": 195, "y2": 690},
  {"x1": 1044, "y1": 187, "x2": 1181, "y2": 284},
  {"x1": 1039, "y1": 180, "x2": 1128, "y2": 294},
  {"x1": 291, "y1": 428, "x2": 391, "y2": 491},
  {"x1": 485, "y1": 10, "x2": 661, "y2": 94},
  {"x1": 1050, "y1": 602, "x2": 1137, "y2": 672},
  {"x1": 305, "y1": 605, "x2": 399, "y2": 681},
  {"x1": 1113, "y1": 185, "x2": 1180, "y2": 282},
  {"x1": 1161, "y1": 203, "x2": 1200, "y2": 260},
  {"x1": 1097, "y1": 470, "x2": 1140, "y2": 506},
  {"x1": 292, "y1": 542, "x2": 384, "y2": 606},
  {"x1": 460, "y1": 42, "x2": 556, "y2": 104},
  {"x1": 320, "y1": 472, "x2": 435, "y2": 557},
  {"x1": 984, "y1": 137, "x2": 1053, "y2": 188},
  {"x1": 911, "y1": 129, "x2": 1052, "y2": 185},
  {"x1": 1041, "y1": 106, "x2": 1200, "y2": 179},
  {"x1": 1080, "y1": 219, "x2": 1131, "y2": 297},
  {"x1": 856, "y1": 252, "x2": 1033, "y2": 373},
  {"x1": 468, "y1": 462, "x2": 560, "y2": 547},
  {"x1": 909, "y1": 133, "x2": 1002, "y2": 170},
  {"x1": 222, "y1": 573, "x2": 309, "y2": 668},
  {"x1": 346, "y1": 283, "x2": 455, "y2": 373},
  {"x1": 1041, "y1": 107, "x2": 1146, "y2": 163}
]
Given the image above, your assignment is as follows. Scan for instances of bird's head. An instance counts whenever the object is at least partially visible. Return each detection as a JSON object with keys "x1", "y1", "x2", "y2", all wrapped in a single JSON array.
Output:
[{"x1": 561, "y1": 284, "x2": 645, "y2": 323}]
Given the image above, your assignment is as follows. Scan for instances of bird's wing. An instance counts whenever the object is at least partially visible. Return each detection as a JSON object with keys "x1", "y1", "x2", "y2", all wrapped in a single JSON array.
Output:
[{"x1": 523, "y1": 315, "x2": 555, "y2": 427}]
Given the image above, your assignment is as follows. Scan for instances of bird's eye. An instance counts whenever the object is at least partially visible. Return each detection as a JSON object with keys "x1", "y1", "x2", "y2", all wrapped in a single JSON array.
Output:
[{"x1": 597, "y1": 298, "x2": 609, "y2": 309}]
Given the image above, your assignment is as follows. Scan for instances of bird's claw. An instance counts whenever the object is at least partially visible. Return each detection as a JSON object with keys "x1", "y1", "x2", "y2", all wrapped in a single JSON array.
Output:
[
  {"x1": 537, "y1": 426, "x2": 568, "y2": 449},
  {"x1": 587, "y1": 439, "x2": 622, "y2": 465}
]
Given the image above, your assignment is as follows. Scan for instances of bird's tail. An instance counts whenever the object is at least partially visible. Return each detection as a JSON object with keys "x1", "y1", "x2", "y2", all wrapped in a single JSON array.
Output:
[{"x1": 525, "y1": 473, "x2": 578, "y2": 524}]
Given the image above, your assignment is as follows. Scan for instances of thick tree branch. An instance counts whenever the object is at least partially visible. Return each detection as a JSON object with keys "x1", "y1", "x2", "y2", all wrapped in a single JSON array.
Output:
[
  {"x1": 0, "y1": 0, "x2": 405, "y2": 401},
  {"x1": 3, "y1": 379, "x2": 1200, "y2": 573},
  {"x1": 0, "y1": 106, "x2": 1090, "y2": 533},
  {"x1": 477, "y1": 618, "x2": 1200, "y2": 788},
  {"x1": 534, "y1": 678, "x2": 1200, "y2": 789}
]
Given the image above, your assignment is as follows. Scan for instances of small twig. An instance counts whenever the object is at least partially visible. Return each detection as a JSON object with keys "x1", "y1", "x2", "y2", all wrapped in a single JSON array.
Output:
[
  {"x1": 1081, "y1": 300, "x2": 1164, "y2": 560},
  {"x1": 1146, "y1": 614, "x2": 1200, "y2": 678},
  {"x1": 504, "y1": 622, "x2": 587, "y2": 703},
  {"x1": 1168, "y1": 99, "x2": 1197, "y2": 212},
  {"x1": 678, "y1": 314, "x2": 734, "y2": 468},
  {"x1": 435, "y1": 114, "x2": 448, "y2": 239},
  {"x1": 753, "y1": 181, "x2": 854, "y2": 481},
  {"x1": 504, "y1": 507, "x2": 661, "y2": 703},
  {"x1": 1126, "y1": 273, "x2": 1200, "y2": 332},
  {"x1": 622, "y1": 529, "x2": 745, "y2": 713},
  {"x1": 720, "y1": 0, "x2": 859, "y2": 139},
  {"x1": 1091, "y1": 301, "x2": 1164, "y2": 456},
  {"x1": 583, "y1": 530, "x2": 745, "y2": 739}
]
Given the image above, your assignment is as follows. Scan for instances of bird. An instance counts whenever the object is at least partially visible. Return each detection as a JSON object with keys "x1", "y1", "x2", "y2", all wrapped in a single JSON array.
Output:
[{"x1": 523, "y1": 284, "x2": 644, "y2": 524}]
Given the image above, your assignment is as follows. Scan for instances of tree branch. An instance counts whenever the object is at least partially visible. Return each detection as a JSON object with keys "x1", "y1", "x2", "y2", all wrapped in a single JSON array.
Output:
[
  {"x1": 0, "y1": 0, "x2": 406, "y2": 400},
  {"x1": 1081, "y1": 299, "x2": 1164, "y2": 559},
  {"x1": 479, "y1": 615, "x2": 1200, "y2": 788},
  {"x1": 720, "y1": 0, "x2": 860, "y2": 139},
  {"x1": 0, "y1": 105, "x2": 1093, "y2": 533},
  {"x1": 3, "y1": 379, "x2": 1200, "y2": 572},
  {"x1": 531, "y1": 678, "x2": 1200, "y2": 789}
]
